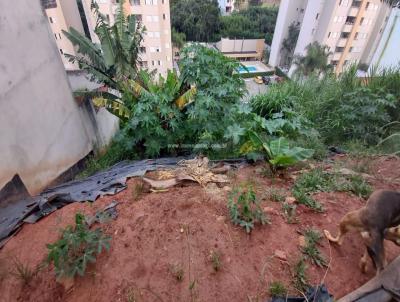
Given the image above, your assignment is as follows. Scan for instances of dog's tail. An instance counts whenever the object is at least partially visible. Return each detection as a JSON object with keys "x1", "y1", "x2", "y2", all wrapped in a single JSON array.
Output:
[{"x1": 324, "y1": 229, "x2": 340, "y2": 242}]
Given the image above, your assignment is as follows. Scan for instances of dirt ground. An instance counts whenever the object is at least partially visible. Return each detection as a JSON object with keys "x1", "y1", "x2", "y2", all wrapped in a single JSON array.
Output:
[{"x1": 0, "y1": 155, "x2": 400, "y2": 302}]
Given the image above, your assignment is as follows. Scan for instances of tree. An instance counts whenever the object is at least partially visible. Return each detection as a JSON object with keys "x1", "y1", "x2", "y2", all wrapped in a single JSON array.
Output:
[
  {"x1": 171, "y1": 0, "x2": 221, "y2": 42},
  {"x1": 293, "y1": 42, "x2": 332, "y2": 76},
  {"x1": 281, "y1": 22, "x2": 300, "y2": 67},
  {"x1": 219, "y1": 6, "x2": 277, "y2": 44},
  {"x1": 63, "y1": 0, "x2": 145, "y2": 86},
  {"x1": 171, "y1": 28, "x2": 186, "y2": 49}
]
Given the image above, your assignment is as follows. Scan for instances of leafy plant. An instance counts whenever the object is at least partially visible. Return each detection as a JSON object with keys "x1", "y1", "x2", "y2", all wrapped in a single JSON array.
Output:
[
  {"x1": 228, "y1": 184, "x2": 269, "y2": 233},
  {"x1": 269, "y1": 281, "x2": 288, "y2": 297},
  {"x1": 346, "y1": 175, "x2": 372, "y2": 199},
  {"x1": 302, "y1": 229, "x2": 327, "y2": 267},
  {"x1": 47, "y1": 213, "x2": 111, "y2": 279},
  {"x1": 241, "y1": 131, "x2": 314, "y2": 172},
  {"x1": 292, "y1": 258, "x2": 309, "y2": 292}
]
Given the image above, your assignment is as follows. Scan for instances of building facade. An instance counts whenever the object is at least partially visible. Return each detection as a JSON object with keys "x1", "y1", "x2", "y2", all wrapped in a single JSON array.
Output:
[
  {"x1": 219, "y1": 0, "x2": 235, "y2": 15},
  {"x1": 44, "y1": 0, "x2": 173, "y2": 76},
  {"x1": 269, "y1": 0, "x2": 392, "y2": 75}
]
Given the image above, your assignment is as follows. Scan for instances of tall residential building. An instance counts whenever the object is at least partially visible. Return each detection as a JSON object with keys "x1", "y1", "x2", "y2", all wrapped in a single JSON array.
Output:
[
  {"x1": 269, "y1": 0, "x2": 392, "y2": 75},
  {"x1": 218, "y1": 0, "x2": 235, "y2": 15},
  {"x1": 42, "y1": 0, "x2": 87, "y2": 70},
  {"x1": 44, "y1": 0, "x2": 173, "y2": 76}
]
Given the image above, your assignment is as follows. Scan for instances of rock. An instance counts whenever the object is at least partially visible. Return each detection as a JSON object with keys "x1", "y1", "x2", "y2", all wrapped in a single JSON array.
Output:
[
  {"x1": 285, "y1": 196, "x2": 297, "y2": 204},
  {"x1": 216, "y1": 215, "x2": 225, "y2": 222},
  {"x1": 298, "y1": 235, "x2": 306, "y2": 248},
  {"x1": 222, "y1": 186, "x2": 232, "y2": 192},
  {"x1": 274, "y1": 250, "x2": 287, "y2": 261},
  {"x1": 263, "y1": 207, "x2": 279, "y2": 215}
]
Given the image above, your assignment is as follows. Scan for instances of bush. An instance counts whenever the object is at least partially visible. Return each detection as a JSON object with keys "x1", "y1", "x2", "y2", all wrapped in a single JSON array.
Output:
[
  {"x1": 227, "y1": 184, "x2": 269, "y2": 233},
  {"x1": 47, "y1": 213, "x2": 111, "y2": 279}
]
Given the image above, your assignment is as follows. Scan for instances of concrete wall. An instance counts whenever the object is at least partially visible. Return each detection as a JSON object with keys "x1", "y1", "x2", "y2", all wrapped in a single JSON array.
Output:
[
  {"x1": 216, "y1": 38, "x2": 264, "y2": 53},
  {"x1": 0, "y1": 0, "x2": 117, "y2": 195}
]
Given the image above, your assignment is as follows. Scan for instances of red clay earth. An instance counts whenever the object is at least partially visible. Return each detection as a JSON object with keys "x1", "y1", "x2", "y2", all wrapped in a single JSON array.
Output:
[{"x1": 0, "y1": 155, "x2": 399, "y2": 302}]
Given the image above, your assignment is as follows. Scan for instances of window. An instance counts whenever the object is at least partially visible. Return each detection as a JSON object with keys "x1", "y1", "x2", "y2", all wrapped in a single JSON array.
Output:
[
  {"x1": 49, "y1": 17, "x2": 54, "y2": 23},
  {"x1": 345, "y1": 16, "x2": 356, "y2": 24},
  {"x1": 106, "y1": 14, "x2": 110, "y2": 22},
  {"x1": 316, "y1": 13, "x2": 319, "y2": 20},
  {"x1": 312, "y1": 28, "x2": 315, "y2": 34},
  {"x1": 162, "y1": 0, "x2": 164, "y2": 3},
  {"x1": 360, "y1": 17, "x2": 364, "y2": 25},
  {"x1": 142, "y1": 61, "x2": 148, "y2": 67},
  {"x1": 163, "y1": 14, "x2": 166, "y2": 20},
  {"x1": 351, "y1": 0, "x2": 361, "y2": 7},
  {"x1": 158, "y1": 60, "x2": 162, "y2": 66},
  {"x1": 331, "y1": 60, "x2": 339, "y2": 66},
  {"x1": 335, "y1": 47, "x2": 345, "y2": 52},
  {"x1": 156, "y1": 47, "x2": 161, "y2": 52},
  {"x1": 354, "y1": 32, "x2": 359, "y2": 39},
  {"x1": 366, "y1": 2, "x2": 370, "y2": 9},
  {"x1": 139, "y1": 46, "x2": 146, "y2": 53},
  {"x1": 134, "y1": 14, "x2": 142, "y2": 22},
  {"x1": 58, "y1": 33, "x2": 62, "y2": 39},
  {"x1": 300, "y1": 8, "x2": 304, "y2": 13},
  {"x1": 328, "y1": 32, "x2": 331, "y2": 38},
  {"x1": 152, "y1": 60, "x2": 155, "y2": 66},
  {"x1": 130, "y1": 0, "x2": 140, "y2": 4},
  {"x1": 54, "y1": 34, "x2": 58, "y2": 40},
  {"x1": 340, "y1": 32, "x2": 350, "y2": 38},
  {"x1": 59, "y1": 49, "x2": 64, "y2": 54},
  {"x1": 349, "y1": 47, "x2": 353, "y2": 52},
  {"x1": 339, "y1": 0, "x2": 349, "y2": 5}
]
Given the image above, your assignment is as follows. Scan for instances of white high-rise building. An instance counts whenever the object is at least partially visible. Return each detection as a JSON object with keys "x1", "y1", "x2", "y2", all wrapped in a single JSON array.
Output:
[{"x1": 269, "y1": 0, "x2": 392, "y2": 75}]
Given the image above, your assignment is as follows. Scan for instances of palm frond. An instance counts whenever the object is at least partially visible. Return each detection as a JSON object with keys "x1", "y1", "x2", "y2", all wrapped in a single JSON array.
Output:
[{"x1": 175, "y1": 86, "x2": 197, "y2": 109}]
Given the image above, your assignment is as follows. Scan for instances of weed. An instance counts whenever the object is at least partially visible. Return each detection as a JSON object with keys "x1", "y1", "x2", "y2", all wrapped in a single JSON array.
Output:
[
  {"x1": 302, "y1": 228, "x2": 327, "y2": 267},
  {"x1": 266, "y1": 187, "x2": 286, "y2": 202},
  {"x1": 269, "y1": 281, "x2": 287, "y2": 297},
  {"x1": 210, "y1": 250, "x2": 222, "y2": 272},
  {"x1": 292, "y1": 258, "x2": 309, "y2": 292},
  {"x1": 349, "y1": 157, "x2": 372, "y2": 174},
  {"x1": 282, "y1": 202, "x2": 297, "y2": 224},
  {"x1": 228, "y1": 184, "x2": 270, "y2": 233},
  {"x1": 292, "y1": 190, "x2": 323, "y2": 212},
  {"x1": 10, "y1": 257, "x2": 38, "y2": 286},
  {"x1": 46, "y1": 213, "x2": 111, "y2": 279},
  {"x1": 169, "y1": 263, "x2": 184, "y2": 282},
  {"x1": 346, "y1": 175, "x2": 372, "y2": 199}
]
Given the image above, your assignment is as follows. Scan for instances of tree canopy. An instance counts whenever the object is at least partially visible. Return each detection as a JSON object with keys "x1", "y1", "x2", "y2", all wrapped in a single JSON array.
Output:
[{"x1": 293, "y1": 42, "x2": 332, "y2": 77}]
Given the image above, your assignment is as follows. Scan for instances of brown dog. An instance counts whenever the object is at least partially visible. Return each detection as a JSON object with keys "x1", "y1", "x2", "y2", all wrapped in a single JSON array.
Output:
[{"x1": 324, "y1": 190, "x2": 400, "y2": 274}]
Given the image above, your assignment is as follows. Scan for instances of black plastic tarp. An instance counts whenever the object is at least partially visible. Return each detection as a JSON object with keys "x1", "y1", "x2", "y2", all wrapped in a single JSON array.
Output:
[{"x1": 0, "y1": 157, "x2": 183, "y2": 247}]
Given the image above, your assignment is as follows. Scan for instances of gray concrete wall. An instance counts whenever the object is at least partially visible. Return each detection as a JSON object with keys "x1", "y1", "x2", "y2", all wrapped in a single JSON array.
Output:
[{"x1": 0, "y1": 0, "x2": 117, "y2": 195}]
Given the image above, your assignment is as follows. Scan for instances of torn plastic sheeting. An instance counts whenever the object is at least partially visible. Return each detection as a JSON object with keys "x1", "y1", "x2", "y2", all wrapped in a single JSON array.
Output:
[
  {"x1": 270, "y1": 284, "x2": 334, "y2": 302},
  {"x1": 0, "y1": 157, "x2": 184, "y2": 247}
]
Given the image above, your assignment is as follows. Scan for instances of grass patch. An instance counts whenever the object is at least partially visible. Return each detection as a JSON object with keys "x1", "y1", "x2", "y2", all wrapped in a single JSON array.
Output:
[
  {"x1": 266, "y1": 187, "x2": 286, "y2": 202},
  {"x1": 10, "y1": 257, "x2": 39, "y2": 286},
  {"x1": 292, "y1": 258, "x2": 309, "y2": 292},
  {"x1": 301, "y1": 228, "x2": 327, "y2": 267},
  {"x1": 269, "y1": 281, "x2": 287, "y2": 297}
]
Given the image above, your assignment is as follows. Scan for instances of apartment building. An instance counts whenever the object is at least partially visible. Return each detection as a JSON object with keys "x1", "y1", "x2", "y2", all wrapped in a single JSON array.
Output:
[
  {"x1": 218, "y1": 0, "x2": 235, "y2": 15},
  {"x1": 44, "y1": 0, "x2": 173, "y2": 76},
  {"x1": 42, "y1": 0, "x2": 86, "y2": 70},
  {"x1": 269, "y1": 0, "x2": 392, "y2": 75}
]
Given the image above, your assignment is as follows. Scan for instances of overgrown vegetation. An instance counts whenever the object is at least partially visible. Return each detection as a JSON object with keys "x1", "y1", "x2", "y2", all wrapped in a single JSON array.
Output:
[
  {"x1": 302, "y1": 229, "x2": 327, "y2": 267},
  {"x1": 47, "y1": 213, "x2": 111, "y2": 279},
  {"x1": 228, "y1": 184, "x2": 269, "y2": 233},
  {"x1": 171, "y1": 0, "x2": 278, "y2": 44}
]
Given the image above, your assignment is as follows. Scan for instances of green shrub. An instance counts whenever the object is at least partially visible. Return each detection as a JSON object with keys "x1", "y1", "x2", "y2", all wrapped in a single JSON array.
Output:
[
  {"x1": 293, "y1": 258, "x2": 309, "y2": 292},
  {"x1": 228, "y1": 184, "x2": 269, "y2": 233},
  {"x1": 47, "y1": 213, "x2": 111, "y2": 279}
]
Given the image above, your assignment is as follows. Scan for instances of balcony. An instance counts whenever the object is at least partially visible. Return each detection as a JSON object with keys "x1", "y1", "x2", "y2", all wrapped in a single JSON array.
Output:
[
  {"x1": 351, "y1": 0, "x2": 362, "y2": 8},
  {"x1": 343, "y1": 24, "x2": 353, "y2": 32},
  {"x1": 337, "y1": 38, "x2": 347, "y2": 47},
  {"x1": 348, "y1": 7, "x2": 359, "y2": 17}
]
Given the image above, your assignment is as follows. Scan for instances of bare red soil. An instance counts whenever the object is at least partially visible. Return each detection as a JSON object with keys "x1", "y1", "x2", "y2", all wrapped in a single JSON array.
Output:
[{"x1": 0, "y1": 155, "x2": 399, "y2": 302}]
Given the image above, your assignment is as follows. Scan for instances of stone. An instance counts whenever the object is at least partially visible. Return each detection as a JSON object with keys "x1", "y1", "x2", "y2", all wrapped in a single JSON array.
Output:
[
  {"x1": 263, "y1": 207, "x2": 279, "y2": 215},
  {"x1": 274, "y1": 250, "x2": 287, "y2": 261},
  {"x1": 285, "y1": 196, "x2": 297, "y2": 204},
  {"x1": 216, "y1": 215, "x2": 225, "y2": 222},
  {"x1": 298, "y1": 235, "x2": 306, "y2": 248}
]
